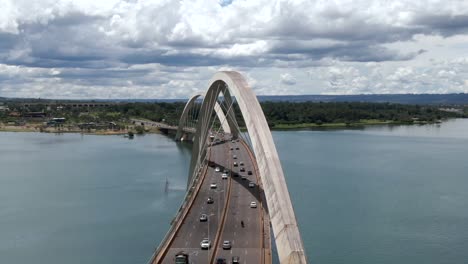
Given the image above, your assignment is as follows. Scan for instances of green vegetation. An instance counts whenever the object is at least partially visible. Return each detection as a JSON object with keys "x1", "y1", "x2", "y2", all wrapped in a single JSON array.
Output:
[
  {"x1": 258, "y1": 101, "x2": 464, "y2": 128},
  {"x1": 0, "y1": 100, "x2": 465, "y2": 132}
]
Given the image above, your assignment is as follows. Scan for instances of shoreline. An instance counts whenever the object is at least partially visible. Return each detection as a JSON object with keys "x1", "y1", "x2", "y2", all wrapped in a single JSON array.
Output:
[
  {"x1": 269, "y1": 119, "x2": 446, "y2": 130},
  {"x1": 0, "y1": 119, "x2": 457, "y2": 134},
  {"x1": 0, "y1": 125, "x2": 161, "y2": 135}
]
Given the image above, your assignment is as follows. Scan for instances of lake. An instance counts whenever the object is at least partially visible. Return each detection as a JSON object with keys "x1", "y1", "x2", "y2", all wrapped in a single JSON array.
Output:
[{"x1": 1, "y1": 119, "x2": 468, "y2": 264}]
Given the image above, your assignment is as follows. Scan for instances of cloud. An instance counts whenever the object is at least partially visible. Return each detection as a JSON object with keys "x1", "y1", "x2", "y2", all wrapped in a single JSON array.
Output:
[
  {"x1": 1, "y1": 0, "x2": 468, "y2": 98},
  {"x1": 280, "y1": 73, "x2": 296, "y2": 85}
]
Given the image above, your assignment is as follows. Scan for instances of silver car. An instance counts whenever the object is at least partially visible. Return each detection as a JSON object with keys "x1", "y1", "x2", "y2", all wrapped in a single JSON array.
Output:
[
  {"x1": 200, "y1": 238, "x2": 211, "y2": 249},
  {"x1": 222, "y1": 240, "x2": 231, "y2": 250}
]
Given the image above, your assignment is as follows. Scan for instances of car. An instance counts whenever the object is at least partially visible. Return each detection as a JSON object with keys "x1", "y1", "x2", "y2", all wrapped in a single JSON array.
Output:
[
  {"x1": 199, "y1": 214, "x2": 208, "y2": 222},
  {"x1": 200, "y1": 238, "x2": 211, "y2": 249},
  {"x1": 175, "y1": 251, "x2": 189, "y2": 264},
  {"x1": 249, "y1": 182, "x2": 255, "y2": 188},
  {"x1": 241, "y1": 175, "x2": 247, "y2": 180},
  {"x1": 247, "y1": 170, "x2": 252, "y2": 175},
  {"x1": 216, "y1": 257, "x2": 227, "y2": 264},
  {"x1": 222, "y1": 240, "x2": 231, "y2": 249},
  {"x1": 207, "y1": 197, "x2": 214, "y2": 204},
  {"x1": 232, "y1": 256, "x2": 240, "y2": 264},
  {"x1": 233, "y1": 155, "x2": 237, "y2": 159},
  {"x1": 222, "y1": 173, "x2": 228, "y2": 179},
  {"x1": 223, "y1": 169, "x2": 228, "y2": 173},
  {"x1": 236, "y1": 147, "x2": 239, "y2": 150},
  {"x1": 250, "y1": 201, "x2": 257, "y2": 208},
  {"x1": 239, "y1": 162, "x2": 244, "y2": 166},
  {"x1": 230, "y1": 147, "x2": 233, "y2": 150},
  {"x1": 215, "y1": 167, "x2": 220, "y2": 172},
  {"x1": 240, "y1": 167, "x2": 245, "y2": 172},
  {"x1": 210, "y1": 183, "x2": 217, "y2": 189},
  {"x1": 231, "y1": 140, "x2": 235, "y2": 143},
  {"x1": 233, "y1": 162, "x2": 238, "y2": 167}
]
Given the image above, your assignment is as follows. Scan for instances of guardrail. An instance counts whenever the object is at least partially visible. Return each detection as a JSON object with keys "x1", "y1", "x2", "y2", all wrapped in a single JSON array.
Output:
[{"x1": 146, "y1": 149, "x2": 211, "y2": 264}]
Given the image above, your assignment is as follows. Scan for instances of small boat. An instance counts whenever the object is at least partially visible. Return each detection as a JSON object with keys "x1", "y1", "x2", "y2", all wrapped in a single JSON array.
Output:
[{"x1": 128, "y1": 131, "x2": 134, "y2": 139}]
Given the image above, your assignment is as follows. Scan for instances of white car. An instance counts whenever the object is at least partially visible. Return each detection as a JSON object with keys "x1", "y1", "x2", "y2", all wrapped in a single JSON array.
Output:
[
  {"x1": 200, "y1": 238, "x2": 211, "y2": 249},
  {"x1": 222, "y1": 173, "x2": 228, "y2": 179},
  {"x1": 248, "y1": 182, "x2": 255, "y2": 188},
  {"x1": 199, "y1": 214, "x2": 208, "y2": 222},
  {"x1": 210, "y1": 183, "x2": 217, "y2": 189},
  {"x1": 250, "y1": 201, "x2": 257, "y2": 208},
  {"x1": 215, "y1": 167, "x2": 220, "y2": 172}
]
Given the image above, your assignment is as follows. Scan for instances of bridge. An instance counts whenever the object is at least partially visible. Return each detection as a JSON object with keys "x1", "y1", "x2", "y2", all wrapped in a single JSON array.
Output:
[{"x1": 148, "y1": 71, "x2": 307, "y2": 264}]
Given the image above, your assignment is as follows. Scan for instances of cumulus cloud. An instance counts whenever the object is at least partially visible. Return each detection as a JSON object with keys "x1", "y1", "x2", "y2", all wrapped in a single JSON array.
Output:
[
  {"x1": 1, "y1": 0, "x2": 468, "y2": 98},
  {"x1": 280, "y1": 73, "x2": 296, "y2": 85}
]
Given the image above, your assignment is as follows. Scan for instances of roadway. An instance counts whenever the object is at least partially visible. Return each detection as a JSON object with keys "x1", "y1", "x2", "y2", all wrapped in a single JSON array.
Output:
[{"x1": 156, "y1": 137, "x2": 269, "y2": 264}]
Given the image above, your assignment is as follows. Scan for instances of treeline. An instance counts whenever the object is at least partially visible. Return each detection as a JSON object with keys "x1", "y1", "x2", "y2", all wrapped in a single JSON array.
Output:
[
  {"x1": 1, "y1": 101, "x2": 465, "y2": 127},
  {"x1": 259, "y1": 101, "x2": 464, "y2": 126}
]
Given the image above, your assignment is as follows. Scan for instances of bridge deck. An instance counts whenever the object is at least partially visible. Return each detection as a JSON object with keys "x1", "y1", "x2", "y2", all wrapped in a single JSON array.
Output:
[{"x1": 153, "y1": 138, "x2": 271, "y2": 264}]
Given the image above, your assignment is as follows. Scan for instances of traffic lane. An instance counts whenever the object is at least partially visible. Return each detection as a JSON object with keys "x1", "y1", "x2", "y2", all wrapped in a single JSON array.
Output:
[
  {"x1": 215, "y1": 182, "x2": 262, "y2": 263},
  {"x1": 231, "y1": 143, "x2": 262, "y2": 204},
  {"x1": 186, "y1": 141, "x2": 230, "y2": 262},
  {"x1": 161, "y1": 142, "x2": 228, "y2": 262},
  {"x1": 214, "y1": 144, "x2": 262, "y2": 263},
  {"x1": 170, "y1": 145, "x2": 222, "y2": 247}
]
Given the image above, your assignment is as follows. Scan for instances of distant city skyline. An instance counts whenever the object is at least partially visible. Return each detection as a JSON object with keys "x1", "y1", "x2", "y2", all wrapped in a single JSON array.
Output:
[{"x1": 1, "y1": 0, "x2": 468, "y2": 99}]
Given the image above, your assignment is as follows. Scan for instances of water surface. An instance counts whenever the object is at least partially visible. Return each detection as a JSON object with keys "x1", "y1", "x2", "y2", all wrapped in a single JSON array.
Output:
[{"x1": 1, "y1": 119, "x2": 468, "y2": 264}]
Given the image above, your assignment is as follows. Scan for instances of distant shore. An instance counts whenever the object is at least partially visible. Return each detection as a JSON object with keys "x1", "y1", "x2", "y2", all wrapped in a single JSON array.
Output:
[
  {"x1": 0, "y1": 124, "x2": 160, "y2": 135},
  {"x1": 270, "y1": 119, "x2": 444, "y2": 130},
  {"x1": 0, "y1": 119, "x2": 450, "y2": 135}
]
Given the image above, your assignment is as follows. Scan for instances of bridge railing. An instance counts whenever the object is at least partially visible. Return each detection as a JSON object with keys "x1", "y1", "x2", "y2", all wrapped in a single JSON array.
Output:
[{"x1": 146, "y1": 150, "x2": 210, "y2": 264}]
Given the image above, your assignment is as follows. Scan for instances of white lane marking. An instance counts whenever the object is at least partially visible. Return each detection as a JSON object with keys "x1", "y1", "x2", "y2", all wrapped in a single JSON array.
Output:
[
  {"x1": 245, "y1": 249, "x2": 248, "y2": 255},
  {"x1": 189, "y1": 232, "x2": 192, "y2": 237}
]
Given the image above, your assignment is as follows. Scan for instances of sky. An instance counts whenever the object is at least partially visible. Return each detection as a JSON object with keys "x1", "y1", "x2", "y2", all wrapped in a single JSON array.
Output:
[{"x1": 1, "y1": 0, "x2": 468, "y2": 99}]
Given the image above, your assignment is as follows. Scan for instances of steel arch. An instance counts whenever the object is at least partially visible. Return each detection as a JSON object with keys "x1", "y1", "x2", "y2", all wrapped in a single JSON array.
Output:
[
  {"x1": 189, "y1": 71, "x2": 307, "y2": 264},
  {"x1": 175, "y1": 93, "x2": 237, "y2": 141}
]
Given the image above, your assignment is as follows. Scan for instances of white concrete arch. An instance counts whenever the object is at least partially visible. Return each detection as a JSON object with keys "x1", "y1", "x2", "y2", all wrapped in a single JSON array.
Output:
[
  {"x1": 175, "y1": 93, "x2": 235, "y2": 141},
  {"x1": 190, "y1": 71, "x2": 307, "y2": 264}
]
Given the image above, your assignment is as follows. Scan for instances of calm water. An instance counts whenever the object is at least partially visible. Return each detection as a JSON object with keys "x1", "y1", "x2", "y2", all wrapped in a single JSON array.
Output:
[{"x1": 1, "y1": 119, "x2": 468, "y2": 264}]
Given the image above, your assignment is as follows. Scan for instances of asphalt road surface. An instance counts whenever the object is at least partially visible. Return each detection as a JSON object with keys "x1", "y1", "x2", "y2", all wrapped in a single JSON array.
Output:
[{"x1": 158, "y1": 138, "x2": 267, "y2": 264}]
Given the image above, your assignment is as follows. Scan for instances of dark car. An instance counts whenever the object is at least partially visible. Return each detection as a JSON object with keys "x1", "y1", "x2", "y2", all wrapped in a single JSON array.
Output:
[
  {"x1": 216, "y1": 257, "x2": 226, "y2": 264},
  {"x1": 232, "y1": 256, "x2": 240, "y2": 264},
  {"x1": 207, "y1": 197, "x2": 214, "y2": 204},
  {"x1": 175, "y1": 251, "x2": 189, "y2": 264},
  {"x1": 247, "y1": 170, "x2": 252, "y2": 175},
  {"x1": 240, "y1": 167, "x2": 245, "y2": 172}
]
